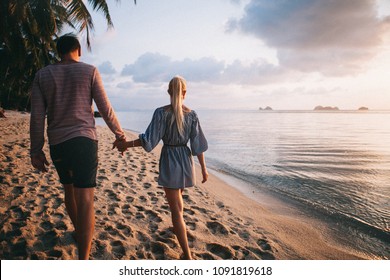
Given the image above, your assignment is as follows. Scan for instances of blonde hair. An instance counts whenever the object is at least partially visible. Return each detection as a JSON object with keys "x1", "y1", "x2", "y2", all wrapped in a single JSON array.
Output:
[{"x1": 168, "y1": 76, "x2": 186, "y2": 136}]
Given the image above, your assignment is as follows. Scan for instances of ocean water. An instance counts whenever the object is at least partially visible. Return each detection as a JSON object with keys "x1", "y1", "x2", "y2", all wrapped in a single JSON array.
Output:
[{"x1": 98, "y1": 109, "x2": 390, "y2": 258}]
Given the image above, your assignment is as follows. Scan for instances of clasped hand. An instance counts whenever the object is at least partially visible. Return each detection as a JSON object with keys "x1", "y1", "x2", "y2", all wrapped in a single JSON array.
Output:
[{"x1": 112, "y1": 138, "x2": 128, "y2": 154}]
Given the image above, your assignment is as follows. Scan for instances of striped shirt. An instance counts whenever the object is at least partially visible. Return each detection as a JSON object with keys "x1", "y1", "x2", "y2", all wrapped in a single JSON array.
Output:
[{"x1": 30, "y1": 62, "x2": 125, "y2": 156}]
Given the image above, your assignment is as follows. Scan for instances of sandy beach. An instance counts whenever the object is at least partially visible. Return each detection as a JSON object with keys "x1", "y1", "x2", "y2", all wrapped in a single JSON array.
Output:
[{"x1": 0, "y1": 110, "x2": 369, "y2": 260}]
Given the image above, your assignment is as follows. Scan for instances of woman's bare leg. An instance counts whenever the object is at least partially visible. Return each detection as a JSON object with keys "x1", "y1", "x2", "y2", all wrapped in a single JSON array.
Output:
[{"x1": 164, "y1": 187, "x2": 191, "y2": 260}]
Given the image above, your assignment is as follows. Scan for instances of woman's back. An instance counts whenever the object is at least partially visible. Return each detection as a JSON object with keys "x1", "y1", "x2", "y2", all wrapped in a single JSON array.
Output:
[{"x1": 161, "y1": 105, "x2": 196, "y2": 146}]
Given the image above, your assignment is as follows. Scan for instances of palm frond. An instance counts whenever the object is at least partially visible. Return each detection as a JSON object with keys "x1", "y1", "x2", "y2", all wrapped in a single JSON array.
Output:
[
  {"x1": 87, "y1": 0, "x2": 114, "y2": 27},
  {"x1": 66, "y1": 0, "x2": 94, "y2": 49}
]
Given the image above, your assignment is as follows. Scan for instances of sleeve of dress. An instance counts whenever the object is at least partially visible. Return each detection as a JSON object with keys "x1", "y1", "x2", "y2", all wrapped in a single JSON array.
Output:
[
  {"x1": 30, "y1": 72, "x2": 46, "y2": 156},
  {"x1": 139, "y1": 108, "x2": 165, "y2": 152},
  {"x1": 190, "y1": 112, "x2": 208, "y2": 156}
]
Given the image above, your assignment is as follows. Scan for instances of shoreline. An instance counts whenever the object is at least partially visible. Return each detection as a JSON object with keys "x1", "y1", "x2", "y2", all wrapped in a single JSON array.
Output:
[
  {"x1": 0, "y1": 110, "x2": 377, "y2": 259},
  {"x1": 207, "y1": 168, "x2": 386, "y2": 259},
  {"x1": 206, "y1": 163, "x2": 389, "y2": 260}
]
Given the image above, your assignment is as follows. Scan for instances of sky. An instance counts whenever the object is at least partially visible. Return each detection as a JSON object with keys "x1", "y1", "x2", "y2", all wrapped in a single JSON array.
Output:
[{"x1": 78, "y1": 0, "x2": 390, "y2": 111}]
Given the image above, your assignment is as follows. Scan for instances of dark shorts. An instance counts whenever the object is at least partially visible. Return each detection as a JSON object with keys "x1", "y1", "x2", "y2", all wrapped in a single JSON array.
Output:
[{"x1": 50, "y1": 137, "x2": 98, "y2": 188}]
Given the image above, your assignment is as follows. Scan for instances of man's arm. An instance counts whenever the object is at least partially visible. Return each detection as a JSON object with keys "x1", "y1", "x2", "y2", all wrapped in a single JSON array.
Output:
[
  {"x1": 30, "y1": 73, "x2": 49, "y2": 172},
  {"x1": 91, "y1": 68, "x2": 126, "y2": 141}
]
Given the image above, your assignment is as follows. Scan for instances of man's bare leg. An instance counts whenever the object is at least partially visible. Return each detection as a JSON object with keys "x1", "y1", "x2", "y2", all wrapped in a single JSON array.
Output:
[
  {"x1": 74, "y1": 187, "x2": 95, "y2": 260},
  {"x1": 64, "y1": 184, "x2": 77, "y2": 235}
]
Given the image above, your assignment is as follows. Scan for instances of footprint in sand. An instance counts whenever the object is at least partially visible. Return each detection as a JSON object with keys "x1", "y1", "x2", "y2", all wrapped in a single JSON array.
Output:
[
  {"x1": 257, "y1": 238, "x2": 272, "y2": 251},
  {"x1": 231, "y1": 245, "x2": 262, "y2": 260},
  {"x1": 184, "y1": 208, "x2": 195, "y2": 215},
  {"x1": 192, "y1": 205, "x2": 210, "y2": 215},
  {"x1": 104, "y1": 189, "x2": 120, "y2": 202},
  {"x1": 2, "y1": 210, "x2": 25, "y2": 242},
  {"x1": 147, "y1": 192, "x2": 159, "y2": 204},
  {"x1": 47, "y1": 249, "x2": 63, "y2": 259},
  {"x1": 206, "y1": 221, "x2": 229, "y2": 235},
  {"x1": 108, "y1": 202, "x2": 121, "y2": 216},
  {"x1": 216, "y1": 201, "x2": 225, "y2": 208},
  {"x1": 40, "y1": 221, "x2": 53, "y2": 231},
  {"x1": 40, "y1": 230, "x2": 58, "y2": 248},
  {"x1": 98, "y1": 230, "x2": 109, "y2": 241},
  {"x1": 39, "y1": 185, "x2": 49, "y2": 192},
  {"x1": 104, "y1": 225, "x2": 121, "y2": 238},
  {"x1": 110, "y1": 240, "x2": 126, "y2": 259},
  {"x1": 186, "y1": 221, "x2": 196, "y2": 231},
  {"x1": 9, "y1": 238, "x2": 28, "y2": 258},
  {"x1": 133, "y1": 207, "x2": 163, "y2": 231},
  {"x1": 97, "y1": 175, "x2": 109, "y2": 181},
  {"x1": 137, "y1": 175, "x2": 146, "y2": 182},
  {"x1": 149, "y1": 241, "x2": 176, "y2": 260},
  {"x1": 120, "y1": 207, "x2": 132, "y2": 219},
  {"x1": 197, "y1": 252, "x2": 215, "y2": 260},
  {"x1": 135, "y1": 212, "x2": 146, "y2": 220},
  {"x1": 136, "y1": 231, "x2": 150, "y2": 243},
  {"x1": 144, "y1": 209, "x2": 163, "y2": 223},
  {"x1": 125, "y1": 196, "x2": 135, "y2": 203},
  {"x1": 112, "y1": 182, "x2": 124, "y2": 190},
  {"x1": 11, "y1": 186, "x2": 24, "y2": 198},
  {"x1": 117, "y1": 222, "x2": 134, "y2": 238},
  {"x1": 56, "y1": 220, "x2": 68, "y2": 231},
  {"x1": 125, "y1": 175, "x2": 134, "y2": 183},
  {"x1": 10, "y1": 205, "x2": 29, "y2": 220},
  {"x1": 156, "y1": 229, "x2": 178, "y2": 249},
  {"x1": 247, "y1": 246, "x2": 275, "y2": 260},
  {"x1": 206, "y1": 243, "x2": 234, "y2": 259},
  {"x1": 235, "y1": 228, "x2": 250, "y2": 241},
  {"x1": 52, "y1": 197, "x2": 63, "y2": 210}
]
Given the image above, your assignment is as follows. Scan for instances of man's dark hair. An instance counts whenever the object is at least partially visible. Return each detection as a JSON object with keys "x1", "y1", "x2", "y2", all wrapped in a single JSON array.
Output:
[{"x1": 56, "y1": 34, "x2": 81, "y2": 56}]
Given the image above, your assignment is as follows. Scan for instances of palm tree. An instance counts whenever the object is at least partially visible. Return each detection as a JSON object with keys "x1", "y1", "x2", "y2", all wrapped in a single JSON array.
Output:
[{"x1": 0, "y1": 0, "x2": 136, "y2": 110}]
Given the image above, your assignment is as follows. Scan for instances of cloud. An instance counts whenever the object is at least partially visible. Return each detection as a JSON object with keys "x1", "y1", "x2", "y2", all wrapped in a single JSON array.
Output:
[
  {"x1": 229, "y1": 0, "x2": 243, "y2": 5},
  {"x1": 121, "y1": 53, "x2": 171, "y2": 83},
  {"x1": 121, "y1": 52, "x2": 225, "y2": 83},
  {"x1": 228, "y1": 0, "x2": 390, "y2": 75},
  {"x1": 222, "y1": 59, "x2": 287, "y2": 84},
  {"x1": 121, "y1": 52, "x2": 289, "y2": 85},
  {"x1": 116, "y1": 81, "x2": 134, "y2": 89},
  {"x1": 98, "y1": 61, "x2": 117, "y2": 74}
]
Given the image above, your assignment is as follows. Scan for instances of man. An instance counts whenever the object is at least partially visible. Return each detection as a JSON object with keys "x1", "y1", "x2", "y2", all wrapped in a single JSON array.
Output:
[{"x1": 30, "y1": 34, "x2": 125, "y2": 259}]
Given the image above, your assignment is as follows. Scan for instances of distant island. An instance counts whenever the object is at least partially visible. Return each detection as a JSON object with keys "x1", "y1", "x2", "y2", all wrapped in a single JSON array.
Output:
[
  {"x1": 314, "y1": 106, "x2": 339, "y2": 111},
  {"x1": 314, "y1": 106, "x2": 370, "y2": 111},
  {"x1": 259, "y1": 106, "x2": 273, "y2": 111},
  {"x1": 255, "y1": 106, "x2": 372, "y2": 111}
]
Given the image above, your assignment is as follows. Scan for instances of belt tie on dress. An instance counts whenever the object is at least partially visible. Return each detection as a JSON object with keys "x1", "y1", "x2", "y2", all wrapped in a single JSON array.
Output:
[{"x1": 164, "y1": 143, "x2": 188, "y2": 147}]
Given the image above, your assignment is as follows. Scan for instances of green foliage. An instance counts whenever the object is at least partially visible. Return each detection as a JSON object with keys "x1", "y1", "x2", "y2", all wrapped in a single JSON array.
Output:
[{"x1": 0, "y1": 0, "x2": 136, "y2": 110}]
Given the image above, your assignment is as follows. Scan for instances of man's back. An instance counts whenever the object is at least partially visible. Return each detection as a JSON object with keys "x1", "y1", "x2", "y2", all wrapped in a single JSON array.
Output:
[
  {"x1": 33, "y1": 62, "x2": 99, "y2": 145},
  {"x1": 30, "y1": 61, "x2": 123, "y2": 156}
]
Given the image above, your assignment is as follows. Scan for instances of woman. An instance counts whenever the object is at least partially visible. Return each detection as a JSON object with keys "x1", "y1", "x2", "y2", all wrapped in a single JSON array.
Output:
[{"x1": 116, "y1": 76, "x2": 208, "y2": 259}]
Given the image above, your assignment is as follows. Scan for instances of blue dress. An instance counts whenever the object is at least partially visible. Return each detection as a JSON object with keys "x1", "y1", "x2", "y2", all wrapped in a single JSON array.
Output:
[{"x1": 139, "y1": 107, "x2": 208, "y2": 189}]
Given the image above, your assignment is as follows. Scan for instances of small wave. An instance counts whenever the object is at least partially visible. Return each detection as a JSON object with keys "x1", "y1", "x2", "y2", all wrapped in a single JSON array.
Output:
[{"x1": 208, "y1": 158, "x2": 390, "y2": 250}]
